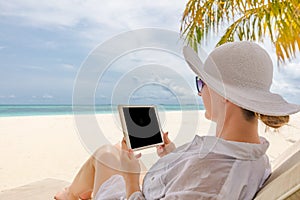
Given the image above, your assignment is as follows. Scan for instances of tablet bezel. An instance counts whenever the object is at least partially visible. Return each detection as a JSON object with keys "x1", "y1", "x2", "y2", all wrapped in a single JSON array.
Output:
[{"x1": 118, "y1": 105, "x2": 164, "y2": 151}]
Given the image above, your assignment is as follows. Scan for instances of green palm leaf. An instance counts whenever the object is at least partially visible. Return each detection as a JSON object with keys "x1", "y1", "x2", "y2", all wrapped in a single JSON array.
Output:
[{"x1": 181, "y1": 0, "x2": 300, "y2": 63}]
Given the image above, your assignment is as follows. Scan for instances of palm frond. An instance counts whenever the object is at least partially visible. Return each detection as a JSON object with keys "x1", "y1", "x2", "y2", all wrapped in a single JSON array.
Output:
[{"x1": 181, "y1": 0, "x2": 300, "y2": 63}]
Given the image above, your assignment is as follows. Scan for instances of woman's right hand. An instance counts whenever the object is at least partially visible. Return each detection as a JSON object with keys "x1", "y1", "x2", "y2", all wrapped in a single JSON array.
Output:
[{"x1": 156, "y1": 132, "x2": 176, "y2": 158}]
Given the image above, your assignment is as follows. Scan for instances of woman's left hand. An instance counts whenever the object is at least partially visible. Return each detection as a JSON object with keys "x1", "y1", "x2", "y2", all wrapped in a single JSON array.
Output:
[{"x1": 120, "y1": 138, "x2": 142, "y2": 183}]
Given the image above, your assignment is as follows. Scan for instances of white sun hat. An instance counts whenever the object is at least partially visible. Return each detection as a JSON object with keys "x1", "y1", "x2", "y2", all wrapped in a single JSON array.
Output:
[{"x1": 183, "y1": 41, "x2": 300, "y2": 116}]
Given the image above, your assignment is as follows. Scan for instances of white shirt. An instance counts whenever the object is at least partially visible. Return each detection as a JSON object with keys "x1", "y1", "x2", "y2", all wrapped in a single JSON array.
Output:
[{"x1": 130, "y1": 135, "x2": 270, "y2": 200}]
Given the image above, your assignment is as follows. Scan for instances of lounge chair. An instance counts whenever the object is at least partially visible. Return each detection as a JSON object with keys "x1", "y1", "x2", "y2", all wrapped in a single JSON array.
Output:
[
  {"x1": 254, "y1": 139, "x2": 300, "y2": 199},
  {"x1": 1, "y1": 139, "x2": 299, "y2": 200},
  {"x1": 0, "y1": 178, "x2": 69, "y2": 200}
]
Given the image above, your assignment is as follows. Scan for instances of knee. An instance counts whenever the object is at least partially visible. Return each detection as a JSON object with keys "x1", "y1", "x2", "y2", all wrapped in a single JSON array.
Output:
[
  {"x1": 93, "y1": 144, "x2": 118, "y2": 157},
  {"x1": 92, "y1": 145, "x2": 119, "y2": 166}
]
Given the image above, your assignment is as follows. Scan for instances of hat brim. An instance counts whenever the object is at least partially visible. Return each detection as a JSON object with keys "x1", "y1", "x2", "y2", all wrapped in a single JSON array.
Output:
[{"x1": 183, "y1": 46, "x2": 300, "y2": 116}]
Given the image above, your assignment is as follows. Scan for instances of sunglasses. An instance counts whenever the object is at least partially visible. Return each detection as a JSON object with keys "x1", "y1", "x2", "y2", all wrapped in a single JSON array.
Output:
[{"x1": 195, "y1": 76, "x2": 205, "y2": 93}]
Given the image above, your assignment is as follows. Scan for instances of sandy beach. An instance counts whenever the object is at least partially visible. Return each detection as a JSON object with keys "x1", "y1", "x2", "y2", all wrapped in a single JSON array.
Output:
[{"x1": 0, "y1": 110, "x2": 300, "y2": 193}]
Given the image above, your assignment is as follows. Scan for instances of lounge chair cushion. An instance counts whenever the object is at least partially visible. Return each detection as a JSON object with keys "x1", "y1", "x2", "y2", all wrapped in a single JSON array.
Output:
[
  {"x1": 0, "y1": 178, "x2": 69, "y2": 200},
  {"x1": 255, "y1": 139, "x2": 300, "y2": 200}
]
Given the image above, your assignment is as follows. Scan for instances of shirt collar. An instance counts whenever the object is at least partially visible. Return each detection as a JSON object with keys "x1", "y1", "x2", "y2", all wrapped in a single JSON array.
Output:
[{"x1": 193, "y1": 135, "x2": 269, "y2": 160}]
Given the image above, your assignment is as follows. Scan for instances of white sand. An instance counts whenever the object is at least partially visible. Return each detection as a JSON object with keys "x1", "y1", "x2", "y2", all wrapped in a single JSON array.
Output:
[{"x1": 0, "y1": 110, "x2": 299, "y2": 192}]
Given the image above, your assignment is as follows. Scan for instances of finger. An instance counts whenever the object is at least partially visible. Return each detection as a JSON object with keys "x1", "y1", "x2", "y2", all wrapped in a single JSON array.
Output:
[
  {"x1": 128, "y1": 149, "x2": 134, "y2": 159},
  {"x1": 135, "y1": 152, "x2": 142, "y2": 159},
  {"x1": 156, "y1": 145, "x2": 163, "y2": 150},
  {"x1": 163, "y1": 132, "x2": 170, "y2": 144},
  {"x1": 121, "y1": 138, "x2": 128, "y2": 151},
  {"x1": 156, "y1": 144, "x2": 165, "y2": 150},
  {"x1": 157, "y1": 146, "x2": 164, "y2": 154}
]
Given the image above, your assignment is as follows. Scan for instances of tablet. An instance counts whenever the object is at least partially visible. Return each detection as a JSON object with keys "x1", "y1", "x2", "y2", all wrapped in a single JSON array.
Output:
[{"x1": 118, "y1": 105, "x2": 164, "y2": 151}]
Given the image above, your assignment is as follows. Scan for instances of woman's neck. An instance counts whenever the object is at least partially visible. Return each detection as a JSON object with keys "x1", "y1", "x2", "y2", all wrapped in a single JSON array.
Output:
[{"x1": 215, "y1": 110, "x2": 260, "y2": 144}]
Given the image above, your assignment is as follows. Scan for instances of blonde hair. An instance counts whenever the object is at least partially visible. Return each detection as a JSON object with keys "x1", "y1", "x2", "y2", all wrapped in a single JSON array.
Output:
[
  {"x1": 257, "y1": 114, "x2": 289, "y2": 129},
  {"x1": 242, "y1": 109, "x2": 289, "y2": 129}
]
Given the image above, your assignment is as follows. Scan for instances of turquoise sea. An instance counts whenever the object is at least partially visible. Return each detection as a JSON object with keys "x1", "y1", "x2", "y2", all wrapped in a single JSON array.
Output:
[{"x1": 0, "y1": 104, "x2": 204, "y2": 117}]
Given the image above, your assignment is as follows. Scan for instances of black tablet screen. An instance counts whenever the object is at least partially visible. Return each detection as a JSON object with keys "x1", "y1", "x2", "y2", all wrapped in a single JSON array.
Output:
[{"x1": 123, "y1": 107, "x2": 163, "y2": 149}]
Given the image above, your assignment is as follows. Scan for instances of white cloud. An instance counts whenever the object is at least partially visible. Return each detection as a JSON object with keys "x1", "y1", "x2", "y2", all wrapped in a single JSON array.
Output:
[
  {"x1": 124, "y1": 73, "x2": 194, "y2": 104},
  {"x1": 4, "y1": 0, "x2": 299, "y2": 105},
  {"x1": 155, "y1": 77, "x2": 172, "y2": 86},
  {"x1": 271, "y1": 59, "x2": 300, "y2": 103},
  {"x1": 0, "y1": 94, "x2": 17, "y2": 98},
  {"x1": 0, "y1": 1, "x2": 80, "y2": 27},
  {"x1": 42, "y1": 94, "x2": 53, "y2": 99},
  {"x1": 280, "y1": 62, "x2": 300, "y2": 78},
  {"x1": 61, "y1": 64, "x2": 76, "y2": 70},
  {"x1": 109, "y1": 49, "x2": 189, "y2": 76},
  {"x1": 44, "y1": 41, "x2": 59, "y2": 49},
  {"x1": 0, "y1": 0, "x2": 188, "y2": 42}
]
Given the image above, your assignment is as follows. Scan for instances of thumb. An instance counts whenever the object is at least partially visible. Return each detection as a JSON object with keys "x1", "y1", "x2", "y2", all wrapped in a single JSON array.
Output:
[
  {"x1": 121, "y1": 138, "x2": 128, "y2": 151},
  {"x1": 163, "y1": 132, "x2": 170, "y2": 144}
]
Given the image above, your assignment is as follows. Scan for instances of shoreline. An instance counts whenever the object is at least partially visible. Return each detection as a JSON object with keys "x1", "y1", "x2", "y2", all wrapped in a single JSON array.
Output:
[
  {"x1": 0, "y1": 109, "x2": 197, "y2": 118},
  {"x1": 0, "y1": 110, "x2": 299, "y2": 192},
  {"x1": 0, "y1": 104, "x2": 204, "y2": 118}
]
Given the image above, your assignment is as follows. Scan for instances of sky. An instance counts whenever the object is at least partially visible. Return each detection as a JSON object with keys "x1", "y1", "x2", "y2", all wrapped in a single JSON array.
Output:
[{"x1": 0, "y1": 0, "x2": 300, "y2": 105}]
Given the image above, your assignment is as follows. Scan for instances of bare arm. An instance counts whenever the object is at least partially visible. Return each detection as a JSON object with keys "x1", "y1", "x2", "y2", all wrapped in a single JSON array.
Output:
[{"x1": 120, "y1": 138, "x2": 142, "y2": 198}]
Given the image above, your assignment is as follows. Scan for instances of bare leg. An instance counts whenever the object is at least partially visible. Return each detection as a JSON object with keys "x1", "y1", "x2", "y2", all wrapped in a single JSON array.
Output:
[
  {"x1": 92, "y1": 144, "x2": 122, "y2": 195},
  {"x1": 54, "y1": 144, "x2": 122, "y2": 200},
  {"x1": 54, "y1": 144, "x2": 148, "y2": 200}
]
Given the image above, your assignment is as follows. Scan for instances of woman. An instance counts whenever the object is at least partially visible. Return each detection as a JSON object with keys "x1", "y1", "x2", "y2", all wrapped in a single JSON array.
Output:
[{"x1": 55, "y1": 41, "x2": 300, "y2": 200}]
